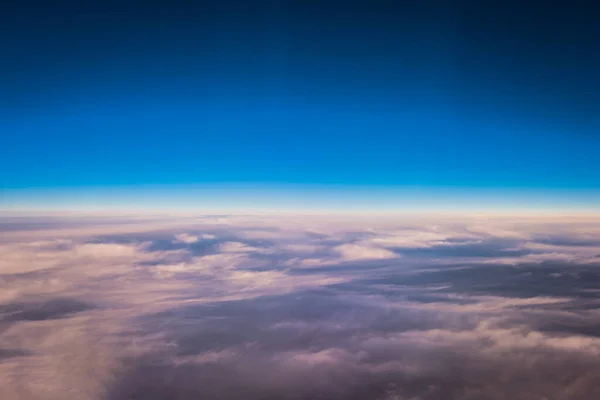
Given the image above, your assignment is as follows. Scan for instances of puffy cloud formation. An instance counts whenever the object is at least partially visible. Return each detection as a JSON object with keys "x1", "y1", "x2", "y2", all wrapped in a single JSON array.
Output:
[
  {"x1": 333, "y1": 243, "x2": 399, "y2": 261},
  {"x1": 2, "y1": 214, "x2": 600, "y2": 399},
  {"x1": 174, "y1": 233, "x2": 200, "y2": 244}
]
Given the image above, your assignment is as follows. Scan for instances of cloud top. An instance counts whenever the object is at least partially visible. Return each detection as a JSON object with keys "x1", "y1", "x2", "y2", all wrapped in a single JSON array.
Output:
[{"x1": 2, "y1": 214, "x2": 600, "y2": 399}]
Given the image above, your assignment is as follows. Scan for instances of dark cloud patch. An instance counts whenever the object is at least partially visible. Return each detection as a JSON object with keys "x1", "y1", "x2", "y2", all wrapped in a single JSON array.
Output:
[
  {"x1": 364, "y1": 262, "x2": 600, "y2": 300},
  {"x1": 108, "y1": 360, "x2": 255, "y2": 400},
  {"x1": 0, "y1": 348, "x2": 28, "y2": 359},
  {"x1": 144, "y1": 289, "x2": 371, "y2": 343},
  {"x1": 0, "y1": 216, "x2": 146, "y2": 233},
  {"x1": 136, "y1": 258, "x2": 176, "y2": 266},
  {"x1": 145, "y1": 238, "x2": 219, "y2": 256},
  {"x1": 0, "y1": 268, "x2": 57, "y2": 281},
  {"x1": 135, "y1": 285, "x2": 475, "y2": 362},
  {"x1": 536, "y1": 318, "x2": 600, "y2": 338},
  {"x1": 89, "y1": 231, "x2": 174, "y2": 245},
  {"x1": 402, "y1": 293, "x2": 478, "y2": 305},
  {"x1": 0, "y1": 298, "x2": 95, "y2": 322},
  {"x1": 394, "y1": 238, "x2": 531, "y2": 258},
  {"x1": 304, "y1": 231, "x2": 331, "y2": 240},
  {"x1": 287, "y1": 259, "x2": 400, "y2": 275},
  {"x1": 534, "y1": 235, "x2": 600, "y2": 247},
  {"x1": 106, "y1": 334, "x2": 600, "y2": 400}
]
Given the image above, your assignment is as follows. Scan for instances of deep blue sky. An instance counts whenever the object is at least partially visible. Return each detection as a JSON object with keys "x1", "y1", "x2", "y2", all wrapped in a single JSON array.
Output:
[{"x1": 2, "y1": 1, "x2": 600, "y2": 207}]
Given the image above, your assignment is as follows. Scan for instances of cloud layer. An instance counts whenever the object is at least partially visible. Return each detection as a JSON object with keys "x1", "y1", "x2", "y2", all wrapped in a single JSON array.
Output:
[{"x1": 2, "y1": 214, "x2": 600, "y2": 399}]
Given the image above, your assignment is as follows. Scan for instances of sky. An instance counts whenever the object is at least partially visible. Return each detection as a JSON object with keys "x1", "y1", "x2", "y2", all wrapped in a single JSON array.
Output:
[{"x1": 2, "y1": 0, "x2": 600, "y2": 211}]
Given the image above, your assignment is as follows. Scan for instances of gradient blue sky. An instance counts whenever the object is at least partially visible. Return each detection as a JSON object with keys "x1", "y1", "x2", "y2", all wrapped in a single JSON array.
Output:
[{"x1": 2, "y1": 1, "x2": 599, "y2": 211}]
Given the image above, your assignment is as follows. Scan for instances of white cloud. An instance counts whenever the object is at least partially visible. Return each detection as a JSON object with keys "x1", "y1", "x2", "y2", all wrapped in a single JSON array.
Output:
[
  {"x1": 392, "y1": 319, "x2": 600, "y2": 355},
  {"x1": 333, "y1": 243, "x2": 399, "y2": 261},
  {"x1": 174, "y1": 233, "x2": 200, "y2": 243},
  {"x1": 219, "y1": 241, "x2": 270, "y2": 254},
  {"x1": 366, "y1": 230, "x2": 457, "y2": 249},
  {"x1": 152, "y1": 253, "x2": 246, "y2": 278}
]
